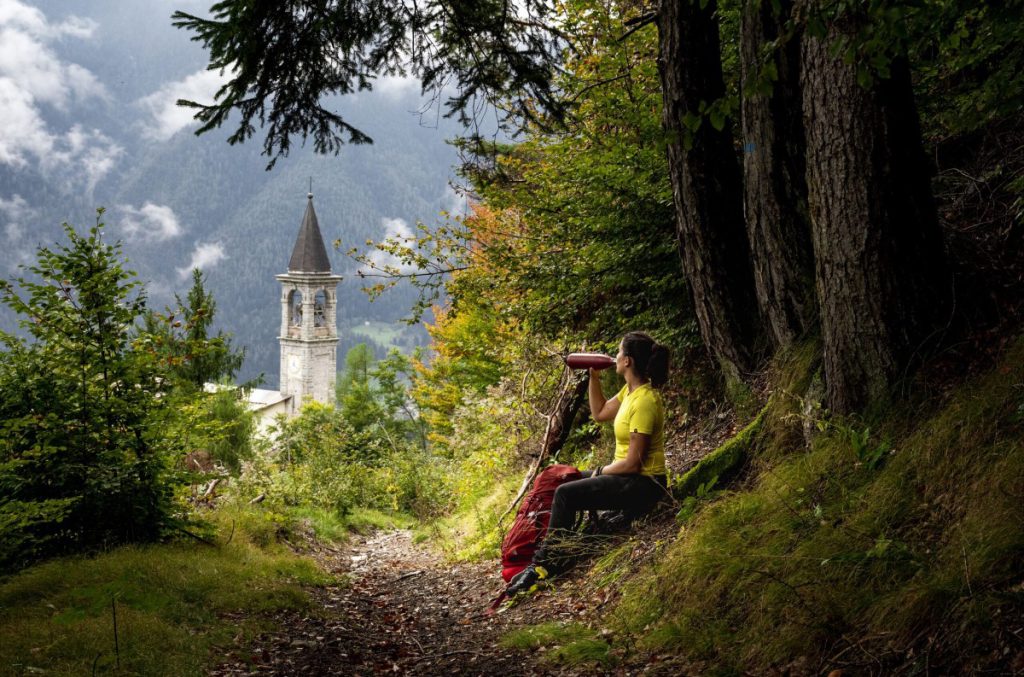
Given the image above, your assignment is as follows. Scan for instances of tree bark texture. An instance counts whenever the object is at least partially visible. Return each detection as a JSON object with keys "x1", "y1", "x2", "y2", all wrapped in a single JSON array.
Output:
[
  {"x1": 740, "y1": 0, "x2": 816, "y2": 349},
  {"x1": 657, "y1": 0, "x2": 763, "y2": 377},
  {"x1": 801, "y1": 17, "x2": 952, "y2": 413},
  {"x1": 544, "y1": 371, "x2": 589, "y2": 460}
]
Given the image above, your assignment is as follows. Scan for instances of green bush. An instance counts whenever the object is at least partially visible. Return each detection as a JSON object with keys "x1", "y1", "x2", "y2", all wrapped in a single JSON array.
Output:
[
  {"x1": 203, "y1": 388, "x2": 256, "y2": 472},
  {"x1": 0, "y1": 219, "x2": 175, "y2": 571},
  {"x1": 238, "y1": 401, "x2": 449, "y2": 519}
]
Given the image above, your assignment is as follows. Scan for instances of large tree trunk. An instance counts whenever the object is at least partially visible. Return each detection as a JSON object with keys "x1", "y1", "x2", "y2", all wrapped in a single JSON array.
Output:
[
  {"x1": 657, "y1": 0, "x2": 762, "y2": 379},
  {"x1": 740, "y1": 0, "x2": 816, "y2": 349},
  {"x1": 801, "y1": 17, "x2": 952, "y2": 413}
]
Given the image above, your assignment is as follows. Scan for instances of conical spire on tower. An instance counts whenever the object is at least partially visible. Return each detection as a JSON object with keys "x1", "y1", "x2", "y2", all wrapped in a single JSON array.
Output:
[{"x1": 288, "y1": 193, "x2": 332, "y2": 273}]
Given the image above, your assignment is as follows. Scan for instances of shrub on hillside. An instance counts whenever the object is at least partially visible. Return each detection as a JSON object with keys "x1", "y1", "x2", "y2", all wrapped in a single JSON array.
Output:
[
  {"x1": 238, "y1": 402, "x2": 448, "y2": 519},
  {"x1": 0, "y1": 218, "x2": 175, "y2": 570}
]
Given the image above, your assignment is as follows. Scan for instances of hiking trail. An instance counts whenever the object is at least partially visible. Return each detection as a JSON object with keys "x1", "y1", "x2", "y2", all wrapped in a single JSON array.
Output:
[{"x1": 207, "y1": 529, "x2": 590, "y2": 675}]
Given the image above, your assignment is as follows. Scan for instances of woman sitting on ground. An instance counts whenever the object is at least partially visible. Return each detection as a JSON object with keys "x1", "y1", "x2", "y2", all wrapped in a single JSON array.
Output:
[{"x1": 506, "y1": 331, "x2": 670, "y2": 596}]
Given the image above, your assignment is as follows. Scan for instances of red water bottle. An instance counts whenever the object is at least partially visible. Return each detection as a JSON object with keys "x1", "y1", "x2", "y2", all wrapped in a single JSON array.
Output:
[{"x1": 565, "y1": 352, "x2": 616, "y2": 370}]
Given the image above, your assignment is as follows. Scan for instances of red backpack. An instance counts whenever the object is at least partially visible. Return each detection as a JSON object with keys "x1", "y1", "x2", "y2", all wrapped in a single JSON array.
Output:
[{"x1": 500, "y1": 464, "x2": 582, "y2": 582}]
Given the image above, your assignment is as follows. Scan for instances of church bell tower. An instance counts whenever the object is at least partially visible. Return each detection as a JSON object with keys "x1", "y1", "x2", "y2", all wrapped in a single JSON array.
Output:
[{"x1": 277, "y1": 193, "x2": 342, "y2": 415}]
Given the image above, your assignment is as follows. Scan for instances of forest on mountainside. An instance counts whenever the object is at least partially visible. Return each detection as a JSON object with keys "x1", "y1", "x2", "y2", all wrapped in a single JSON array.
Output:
[
  {"x1": 1, "y1": 0, "x2": 1023, "y2": 674},
  {"x1": 0, "y1": 0, "x2": 464, "y2": 386}
]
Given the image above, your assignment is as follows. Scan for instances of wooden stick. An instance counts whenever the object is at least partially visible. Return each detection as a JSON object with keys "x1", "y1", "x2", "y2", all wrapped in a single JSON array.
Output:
[
  {"x1": 397, "y1": 570, "x2": 424, "y2": 581},
  {"x1": 498, "y1": 369, "x2": 588, "y2": 525},
  {"x1": 111, "y1": 596, "x2": 120, "y2": 669},
  {"x1": 203, "y1": 478, "x2": 220, "y2": 498},
  {"x1": 410, "y1": 649, "x2": 487, "y2": 662}
]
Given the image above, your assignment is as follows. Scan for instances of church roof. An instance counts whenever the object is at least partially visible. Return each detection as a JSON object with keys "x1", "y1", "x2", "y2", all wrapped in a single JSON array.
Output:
[
  {"x1": 247, "y1": 388, "x2": 291, "y2": 410},
  {"x1": 288, "y1": 193, "x2": 332, "y2": 273}
]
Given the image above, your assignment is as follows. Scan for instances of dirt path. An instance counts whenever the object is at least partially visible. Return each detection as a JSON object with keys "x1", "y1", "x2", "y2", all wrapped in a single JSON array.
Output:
[{"x1": 208, "y1": 529, "x2": 586, "y2": 676}]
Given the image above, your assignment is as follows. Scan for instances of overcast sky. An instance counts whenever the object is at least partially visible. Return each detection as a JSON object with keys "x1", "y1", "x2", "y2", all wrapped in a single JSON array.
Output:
[
  {"x1": 0, "y1": 0, "x2": 424, "y2": 197},
  {"x1": 0, "y1": 0, "x2": 445, "y2": 275},
  {"x1": 0, "y1": 0, "x2": 472, "y2": 377}
]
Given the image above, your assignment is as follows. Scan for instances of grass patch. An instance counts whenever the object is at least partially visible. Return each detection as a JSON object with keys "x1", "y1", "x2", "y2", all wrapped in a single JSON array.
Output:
[
  {"x1": 287, "y1": 505, "x2": 414, "y2": 543},
  {"x1": 418, "y1": 474, "x2": 520, "y2": 562},
  {"x1": 344, "y1": 507, "x2": 415, "y2": 534},
  {"x1": 591, "y1": 540, "x2": 634, "y2": 587},
  {"x1": 349, "y1": 321, "x2": 404, "y2": 349},
  {"x1": 285, "y1": 505, "x2": 353, "y2": 543},
  {"x1": 610, "y1": 337, "x2": 1024, "y2": 673},
  {"x1": 0, "y1": 505, "x2": 332, "y2": 676},
  {"x1": 502, "y1": 622, "x2": 613, "y2": 668}
]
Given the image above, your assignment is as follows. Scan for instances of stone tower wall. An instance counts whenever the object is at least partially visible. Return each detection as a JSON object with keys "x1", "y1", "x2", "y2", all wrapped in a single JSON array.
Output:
[{"x1": 277, "y1": 272, "x2": 341, "y2": 415}]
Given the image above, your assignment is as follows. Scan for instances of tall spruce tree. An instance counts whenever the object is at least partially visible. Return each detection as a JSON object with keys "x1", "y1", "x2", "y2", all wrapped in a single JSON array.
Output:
[
  {"x1": 175, "y1": 268, "x2": 245, "y2": 389},
  {"x1": 146, "y1": 268, "x2": 245, "y2": 391},
  {"x1": 0, "y1": 219, "x2": 172, "y2": 569}
]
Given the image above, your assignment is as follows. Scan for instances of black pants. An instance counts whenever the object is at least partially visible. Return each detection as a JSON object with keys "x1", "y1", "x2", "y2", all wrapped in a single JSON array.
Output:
[{"x1": 534, "y1": 470, "x2": 668, "y2": 572}]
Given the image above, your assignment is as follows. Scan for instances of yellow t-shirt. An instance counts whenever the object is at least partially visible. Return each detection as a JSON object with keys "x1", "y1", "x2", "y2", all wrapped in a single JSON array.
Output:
[{"x1": 613, "y1": 383, "x2": 666, "y2": 476}]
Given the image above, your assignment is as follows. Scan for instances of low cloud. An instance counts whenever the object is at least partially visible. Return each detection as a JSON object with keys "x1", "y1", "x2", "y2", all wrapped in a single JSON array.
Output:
[
  {"x1": 44, "y1": 124, "x2": 122, "y2": 194},
  {"x1": 440, "y1": 184, "x2": 469, "y2": 218},
  {"x1": 0, "y1": 1, "x2": 119, "y2": 192},
  {"x1": 117, "y1": 202, "x2": 183, "y2": 242},
  {"x1": 137, "y1": 68, "x2": 229, "y2": 141},
  {"x1": 0, "y1": 1, "x2": 96, "y2": 41},
  {"x1": 0, "y1": 22, "x2": 102, "y2": 109},
  {"x1": 178, "y1": 241, "x2": 226, "y2": 278},
  {"x1": 0, "y1": 192, "x2": 32, "y2": 241},
  {"x1": 0, "y1": 192, "x2": 36, "y2": 270},
  {"x1": 364, "y1": 217, "x2": 420, "y2": 275},
  {"x1": 374, "y1": 73, "x2": 420, "y2": 100}
]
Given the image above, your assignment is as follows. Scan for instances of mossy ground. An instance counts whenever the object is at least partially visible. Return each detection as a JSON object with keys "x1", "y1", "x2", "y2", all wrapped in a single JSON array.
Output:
[{"x1": 606, "y1": 337, "x2": 1024, "y2": 673}]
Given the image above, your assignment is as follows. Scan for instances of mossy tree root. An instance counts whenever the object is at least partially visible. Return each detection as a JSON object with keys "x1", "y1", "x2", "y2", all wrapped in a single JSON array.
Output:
[{"x1": 673, "y1": 401, "x2": 770, "y2": 498}]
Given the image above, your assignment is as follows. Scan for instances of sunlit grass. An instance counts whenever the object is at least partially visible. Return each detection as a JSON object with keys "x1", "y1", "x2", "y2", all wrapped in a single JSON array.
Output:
[
  {"x1": 502, "y1": 622, "x2": 613, "y2": 667},
  {"x1": 0, "y1": 507, "x2": 332, "y2": 676},
  {"x1": 286, "y1": 504, "x2": 414, "y2": 543},
  {"x1": 415, "y1": 474, "x2": 520, "y2": 562}
]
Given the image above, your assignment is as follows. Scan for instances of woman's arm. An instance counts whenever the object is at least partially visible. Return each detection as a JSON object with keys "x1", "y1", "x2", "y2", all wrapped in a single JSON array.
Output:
[
  {"x1": 589, "y1": 369, "x2": 621, "y2": 422},
  {"x1": 600, "y1": 432, "x2": 650, "y2": 475}
]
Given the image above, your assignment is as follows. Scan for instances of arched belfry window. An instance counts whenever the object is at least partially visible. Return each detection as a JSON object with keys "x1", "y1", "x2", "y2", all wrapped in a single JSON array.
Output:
[
  {"x1": 313, "y1": 289, "x2": 327, "y2": 327},
  {"x1": 289, "y1": 289, "x2": 303, "y2": 326}
]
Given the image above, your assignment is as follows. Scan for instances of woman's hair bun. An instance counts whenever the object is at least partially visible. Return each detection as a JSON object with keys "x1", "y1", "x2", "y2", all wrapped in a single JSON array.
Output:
[{"x1": 648, "y1": 343, "x2": 670, "y2": 388}]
